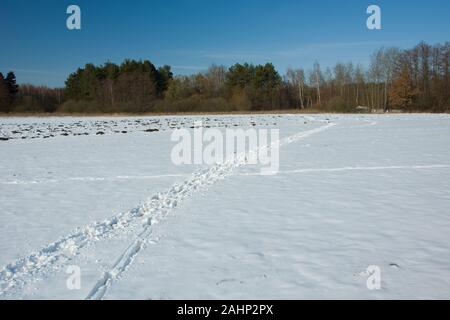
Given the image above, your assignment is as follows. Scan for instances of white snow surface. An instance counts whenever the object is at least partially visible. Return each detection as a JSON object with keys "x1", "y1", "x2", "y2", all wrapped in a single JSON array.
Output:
[{"x1": 1, "y1": 114, "x2": 450, "y2": 299}]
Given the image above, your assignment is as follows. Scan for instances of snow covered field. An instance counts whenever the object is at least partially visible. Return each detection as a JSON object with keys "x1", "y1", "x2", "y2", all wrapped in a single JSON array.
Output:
[{"x1": 1, "y1": 114, "x2": 450, "y2": 299}]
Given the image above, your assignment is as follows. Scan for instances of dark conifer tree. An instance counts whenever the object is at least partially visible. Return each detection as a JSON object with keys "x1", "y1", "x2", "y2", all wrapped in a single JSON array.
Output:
[
  {"x1": 5, "y1": 72, "x2": 19, "y2": 106},
  {"x1": 0, "y1": 72, "x2": 12, "y2": 112}
]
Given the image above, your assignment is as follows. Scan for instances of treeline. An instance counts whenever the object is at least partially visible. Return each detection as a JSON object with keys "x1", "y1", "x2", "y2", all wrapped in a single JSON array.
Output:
[
  {"x1": 0, "y1": 72, "x2": 63, "y2": 113},
  {"x1": 63, "y1": 60, "x2": 173, "y2": 113},
  {"x1": 1, "y1": 41, "x2": 449, "y2": 114}
]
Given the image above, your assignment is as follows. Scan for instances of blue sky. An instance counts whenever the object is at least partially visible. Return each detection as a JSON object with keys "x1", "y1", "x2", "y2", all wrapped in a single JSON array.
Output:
[{"x1": 1, "y1": 0, "x2": 449, "y2": 87}]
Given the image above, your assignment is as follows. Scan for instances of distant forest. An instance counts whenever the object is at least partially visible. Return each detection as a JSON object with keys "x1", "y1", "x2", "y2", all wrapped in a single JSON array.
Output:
[{"x1": 1, "y1": 41, "x2": 449, "y2": 114}]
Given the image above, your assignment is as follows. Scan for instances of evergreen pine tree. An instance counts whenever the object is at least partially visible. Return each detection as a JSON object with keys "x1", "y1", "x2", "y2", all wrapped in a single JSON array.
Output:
[
  {"x1": 5, "y1": 71, "x2": 19, "y2": 106},
  {"x1": 0, "y1": 72, "x2": 11, "y2": 112}
]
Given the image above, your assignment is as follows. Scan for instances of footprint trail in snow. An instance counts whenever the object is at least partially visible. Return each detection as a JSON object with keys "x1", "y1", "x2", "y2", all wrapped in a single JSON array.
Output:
[{"x1": 0, "y1": 121, "x2": 335, "y2": 298}]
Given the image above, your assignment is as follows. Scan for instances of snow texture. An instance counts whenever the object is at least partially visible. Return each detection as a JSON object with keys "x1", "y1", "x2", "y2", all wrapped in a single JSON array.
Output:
[{"x1": 1, "y1": 114, "x2": 450, "y2": 299}]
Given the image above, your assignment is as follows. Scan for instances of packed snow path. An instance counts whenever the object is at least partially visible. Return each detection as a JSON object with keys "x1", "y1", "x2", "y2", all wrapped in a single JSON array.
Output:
[{"x1": 1, "y1": 114, "x2": 450, "y2": 299}]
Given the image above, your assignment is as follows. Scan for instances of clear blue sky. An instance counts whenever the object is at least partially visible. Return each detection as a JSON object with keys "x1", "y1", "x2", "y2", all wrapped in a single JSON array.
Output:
[{"x1": 1, "y1": 0, "x2": 449, "y2": 87}]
